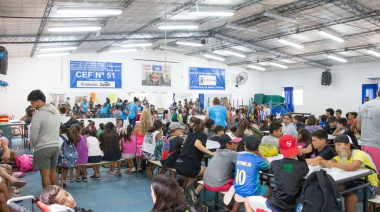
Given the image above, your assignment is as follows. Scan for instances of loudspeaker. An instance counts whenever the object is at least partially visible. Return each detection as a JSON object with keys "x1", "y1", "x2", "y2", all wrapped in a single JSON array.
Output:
[
  {"x1": 321, "y1": 71, "x2": 331, "y2": 86},
  {"x1": 0, "y1": 46, "x2": 8, "y2": 75}
]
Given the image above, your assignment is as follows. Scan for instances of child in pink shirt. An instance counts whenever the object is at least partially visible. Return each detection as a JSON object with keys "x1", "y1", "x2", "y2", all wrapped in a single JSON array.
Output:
[{"x1": 121, "y1": 125, "x2": 136, "y2": 174}]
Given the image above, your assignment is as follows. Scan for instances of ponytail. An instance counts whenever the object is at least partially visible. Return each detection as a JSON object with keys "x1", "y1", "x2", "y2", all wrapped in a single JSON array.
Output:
[
  {"x1": 67, "y1": 124, "x2": 81, "y2": 146},
  {"x1": 148, "y1": 120, "x2": 163, "y2": 133}
]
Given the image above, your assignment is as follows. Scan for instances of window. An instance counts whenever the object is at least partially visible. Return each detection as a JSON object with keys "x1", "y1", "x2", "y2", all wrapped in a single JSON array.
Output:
[
  {"x1": 282, "y1": 89, "x2": 303, "y2": 106},
  {"x1": 49, "y1": 94, "x2": 65, "y2": 106}
]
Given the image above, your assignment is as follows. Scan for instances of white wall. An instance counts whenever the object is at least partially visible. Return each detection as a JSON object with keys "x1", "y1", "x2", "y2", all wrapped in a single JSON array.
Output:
[
  {"x1": 0, "y1": 49, "x2": 261, "y2": 118},
  {"x1": 258, "y1": 61, "x2": 380, "y2": 116}
]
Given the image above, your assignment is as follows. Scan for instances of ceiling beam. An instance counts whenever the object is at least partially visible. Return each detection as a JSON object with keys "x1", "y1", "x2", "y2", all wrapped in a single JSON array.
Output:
[
  {"x1": 96, "y1": 0, "x2": 207, "y2": 53},
  {"x1": 334, "y1": 0, "x2": 380, "y2": 27},
  {"x1": 213, "y1": 33, "x2": 330, "y2": 69},
  {"x1": 29, "y1": 0, "x2": 55, "y2": 57}
]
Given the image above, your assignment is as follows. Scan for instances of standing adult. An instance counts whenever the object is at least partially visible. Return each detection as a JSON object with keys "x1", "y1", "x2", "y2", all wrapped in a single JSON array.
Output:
[
  {"x1": 88, "y1": 97, "x2": 94, "y2": 110},
  {"x1": 137, "y1": 100, "x2": 144, "y2": 112},
  {"x1": 194, "y1": 98, "x2": 201, "y2": 114},
  {"x1": 122, "y1": 100, "x2": 129, "y2": 123},
  {"x1": 143, "y1": 97, "x2": 150, "y2": 109},
  {"x1": 100, "y1": 98, "x2": 111, "y2": 118},
  {"x1": 80, "y1": 97, "x2": 88, "y2": 116},
  {"x1": 222, "y1": 97, "x2": 232, "y2": 128},
  {"x1": 27, "y1": 90, "x2": 61, "y2": 188},
  {"x1": 128, "y1": 97, "x2": 139, "y2": 129},
  {"x1": 357, "y1": 89, "x2": 380, "y2": 184},
  {"x1": 64, "y1": 97, "x2": 70, "y2": 107},
  {"x1": 205, "y1": 97, "x2": 230, "y2": 130}
]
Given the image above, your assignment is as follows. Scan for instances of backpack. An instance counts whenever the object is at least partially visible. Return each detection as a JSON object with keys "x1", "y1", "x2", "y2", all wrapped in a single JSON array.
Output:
[
  {"x1": 251, "y1": 127, "x2": 264, "y2": 142},
  {"x1": 15, "y1": 154, "x2": 34, "y2": 172},
  {"x1": 63, "y1": 117, "x2": 79, "y2": 128},
  {"x1": 295, "y1": 170, "x2": 342, "y2": 212},
  {"x1": 352, "y1": 149, "x2": 378, "y2": 177},
  {"x1": 259, "y1": 144, "x2": 278, "y2": 157},
  {"x1": 154, "y1": 136, "x2": 178, "y2": 160},
  {"x1": 58, "y1": 135, "x2": 78, "y2": 168}
]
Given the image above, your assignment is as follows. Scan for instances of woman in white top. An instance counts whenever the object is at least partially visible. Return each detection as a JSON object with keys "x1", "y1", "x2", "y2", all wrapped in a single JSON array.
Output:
[
  {"x1": 142, "y1": 120, "x2": 163, "y2": 179},
  {"x1": 83, "y1": 129, "x2": 104, "y2": 179}
]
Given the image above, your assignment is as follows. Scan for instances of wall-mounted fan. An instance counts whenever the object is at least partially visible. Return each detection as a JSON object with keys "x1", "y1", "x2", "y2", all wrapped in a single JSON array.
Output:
[{"x1": 236, "y1": 72, "x2": 248, "y2": 87}]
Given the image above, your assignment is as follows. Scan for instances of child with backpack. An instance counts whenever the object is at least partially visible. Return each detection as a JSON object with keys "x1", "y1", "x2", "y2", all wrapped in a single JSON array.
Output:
[
  {"x1": 158, "y1": 122, "x2": 185, "y2": 178},
  {"x1": 58, "y1": 124, "x2": 79, "y2": 187},
  {"x1": 320, "y1": 135, "x2": 378, "y2": 212},
  {"x1": 121, "y1": 125, "x2": 136, "y2": 175},
  {"x1": 244, "y1": 135, "x2": 309, "y2": 212},
  {"x1": 67, "y1": 125, "x2": 88, "y2": 183}
]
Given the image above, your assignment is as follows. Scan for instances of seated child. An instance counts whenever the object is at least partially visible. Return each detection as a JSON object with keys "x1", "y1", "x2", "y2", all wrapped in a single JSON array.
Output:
[
  {"x1": 323, "y1": 116, "x2": 337, "y2": 134},
  {"x1": 296, "y1": 128, "x2": 313, "y2": 156},
  {"x1": 245, "y1": 135, "x2": 309, "y2": 212},
  {"x1": 319, "y1": 115, "x2": 327, "y2": 128},
  {"x1": 319, "y1": 135, "x2": 378, "y2": 212},
  {"x1": 204, "y1": 119, "x2": 215, "y2": 140},
  {"x1": 203, "y1": 134, "x2": 241, "y2": 212},
  {"x1": 306, "y1": 130, "x2": 336, "y2": 165},
  {"x1": 160, "y1": 123, "x2": 185, "y2": 178},
  {"x1": 259, "y1": 120, "x2": 268, "y2": 131},
  {"x1": 84, "y1": 129, "x2": 103, "y2": 180},
  {"x1": 211, "y1": 125, "x2": 225, "y2": 141},
  {"x1": 234, "y1": 135, "x2": 273, "y2": 199},
  {"x1": 121, "y1": 125, "x2": 136, "y2": 175},
  {"x1": 261, "y1": 122, "x2": 282, "y2": 151},
  {"x1": 305, "y1": 116, "x2": 322, "y2": 133},
  {"x1": 39, "y1": 185, "x2": 93, "y2": 211},
  {"x1": 293, "y1": 115, "x2": 304, "y2": 131},
  {"x1": 333, "y1": 118, "x2": 347, "y2": 136}
]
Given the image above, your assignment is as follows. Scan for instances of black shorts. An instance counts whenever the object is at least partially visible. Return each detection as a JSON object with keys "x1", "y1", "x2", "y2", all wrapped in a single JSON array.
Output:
[
  {"x1": 87, "y1": 156, "x2": 102, "y2": 163},
  {"x1": 175, "y1": 163, "x2": 201, "y2": 178}
]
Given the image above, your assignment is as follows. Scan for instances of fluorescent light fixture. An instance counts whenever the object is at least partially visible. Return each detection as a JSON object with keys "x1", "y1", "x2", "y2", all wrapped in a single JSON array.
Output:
[
  {"x1": 158, "y1": 25, "x2": 198, "y2": 30},
  {"x1": 318, "y1": 31, "x2": 344, "y2": 43},
  {"x1": 109, "y1": 49, "x2": 137, "y2": 53},
  {"x1": 264, "y1": 12, "x2": 297, "y2": 23},
  {"x1": 57, "y1": 8, "x2": 123, "y2": 16},
  {"x1": 121, "y1": 43, "x2": 152, "y2": 48},
  {"x1": 269, "y1": 62, "x2": 288, "y2": 69},
  {"x1": 247, "y1": 65, "x2": 266, "y2": 71},
  {"x1": 36, "y1": 53, "x2": 70, "y2": 57},
  {"x1": 48, "y1": 26, "x2": 101, "y2": 32},
  {"x1": 133, "y1": 58, "x2": 182, "y2": 63},
  {"x1": 327, "y1": 55, "x2": 347, "y2": 63},
  {"x1": 279, "y1": 39, "x2": 304, "y2": 49},
  {"x1": 158, "y1": 45, "x2": 184, "y2": 51},
  {"x1": 175, "y1": 41, "x2": 203, "y2": 47},
  {"x1": 189, "y1": 10, "x2": 234, "y2": 17},
  {"x1": 225, "y1": 24, "x2": 257, "y2": 33},
  {"x1": 38, "y1": 46, "x2": 77, "y2": 51},
  {"x1": 367, "y1": 50, "x2": 380, "y2": 58},
  {"x1": 204, "y1": 54, "x2": 225, "y2": 61},
  {"x1": 222, "y1": 50, "x2": 246, "y2": 58}
]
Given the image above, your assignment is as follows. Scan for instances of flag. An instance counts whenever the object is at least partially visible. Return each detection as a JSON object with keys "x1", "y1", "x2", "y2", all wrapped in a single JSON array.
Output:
[{"x1": 172, "y1": 93, "x2": 175, "y2": 106}]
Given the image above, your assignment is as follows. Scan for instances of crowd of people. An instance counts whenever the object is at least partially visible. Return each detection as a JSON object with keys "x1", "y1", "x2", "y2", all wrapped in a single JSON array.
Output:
[{"x1": 1, "y1": 89, "x2": 379, "y2": 212}]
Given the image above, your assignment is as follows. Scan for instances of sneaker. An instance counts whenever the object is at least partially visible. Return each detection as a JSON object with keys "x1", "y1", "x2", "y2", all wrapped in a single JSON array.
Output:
[
  {"x1": 9, "y1": 178, "x2": 26, "y2": 188},
  {"x1": 189, "y1": 189, "x2": 200, "y2": 203}
]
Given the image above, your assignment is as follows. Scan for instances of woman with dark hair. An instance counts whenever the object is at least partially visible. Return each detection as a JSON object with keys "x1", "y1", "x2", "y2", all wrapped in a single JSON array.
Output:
[
  {"x1": 175, "y1": 117, "x2": 214, "y2": 202},
  {"x1": 100, "y1": 122, "x2": 122, "y2": 176},
  {"x1": 151, "y1": 175, "x2": 187, "y2": 212},
  {"x1": 142, "y1": 120, "x2": 163, "y2": 179},
  {"x1": 163, "y1": 110, "x2": 171, "y2": 124},
  {"x1": 235, "y1": 119, "x2": 252, "y2": 152},
  {"x1": 100, "y1": 98, "x2": 111, "y2": 118},
  {"x1": 25, "y1": 108, "x2": 35, "y2": 126}
]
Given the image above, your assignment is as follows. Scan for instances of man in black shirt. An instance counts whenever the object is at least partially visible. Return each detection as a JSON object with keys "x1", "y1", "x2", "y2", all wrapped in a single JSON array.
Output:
[
  {"x1": 306, "y1": 130, "x2": 337, "y2": 165},
  {"x1": 244, "y1": 135, "x2": 309, "y2": 212}
]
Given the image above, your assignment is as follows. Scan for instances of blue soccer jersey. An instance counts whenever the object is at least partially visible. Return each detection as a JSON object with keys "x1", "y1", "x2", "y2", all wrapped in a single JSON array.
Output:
[{"x1": 234, "y1": 152, "x2": 270, "y2": 197}]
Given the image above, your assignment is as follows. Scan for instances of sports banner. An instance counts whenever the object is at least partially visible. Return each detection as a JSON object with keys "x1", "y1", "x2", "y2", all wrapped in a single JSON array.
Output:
[
  {"x1": 70, "y1": 61, "x2": 122, "y2": 88},
  {"x1": 189, "y1": 67, "x2": 225, "y2": 90}
]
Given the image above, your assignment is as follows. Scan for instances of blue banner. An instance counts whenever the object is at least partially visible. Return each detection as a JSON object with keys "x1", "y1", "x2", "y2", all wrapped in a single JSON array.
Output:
[
  {"x1": 70, "y1": 61, "x2": 122, "y2": 88},
  {"x1": 189, "y1": 67, "x2": 225, "y2": 90}
]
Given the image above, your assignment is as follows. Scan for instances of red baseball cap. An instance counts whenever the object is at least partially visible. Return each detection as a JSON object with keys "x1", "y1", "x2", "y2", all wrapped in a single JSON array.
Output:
[{"x1": 279, "y1": 135, "x2": 299, "y2": 157}]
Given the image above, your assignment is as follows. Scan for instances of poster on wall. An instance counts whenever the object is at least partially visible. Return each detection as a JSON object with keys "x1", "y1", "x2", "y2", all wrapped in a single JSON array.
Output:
[
  {"x1": 189, "y1": 67, "x2": 225, "y2": 90},
  {"x1": 142, "y1": 64, "x2": 171, "y2": 86},
  {"x1": 70, "y1": 61, "x2": 122, "y2": 88}
]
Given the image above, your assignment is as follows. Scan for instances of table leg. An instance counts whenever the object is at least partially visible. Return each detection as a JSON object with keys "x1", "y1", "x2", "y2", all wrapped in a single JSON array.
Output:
[{"x1": 364, "y1": 175, "x2": 368, "y2": 212}]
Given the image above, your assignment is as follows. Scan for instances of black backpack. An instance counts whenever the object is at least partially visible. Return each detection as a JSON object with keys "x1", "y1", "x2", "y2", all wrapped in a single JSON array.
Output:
[
  {"x1": 295, "y1": 170, "x2": 343, "y2": 212},
  {"x1": 63, "y1": 117, "x2": 79, "y2": 128}
]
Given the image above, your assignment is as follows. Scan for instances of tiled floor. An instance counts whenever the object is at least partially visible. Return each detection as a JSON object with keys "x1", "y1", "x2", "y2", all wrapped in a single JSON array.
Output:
[{"x1": 10, "y1": 136, "x2": 367, "y2": 212}]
